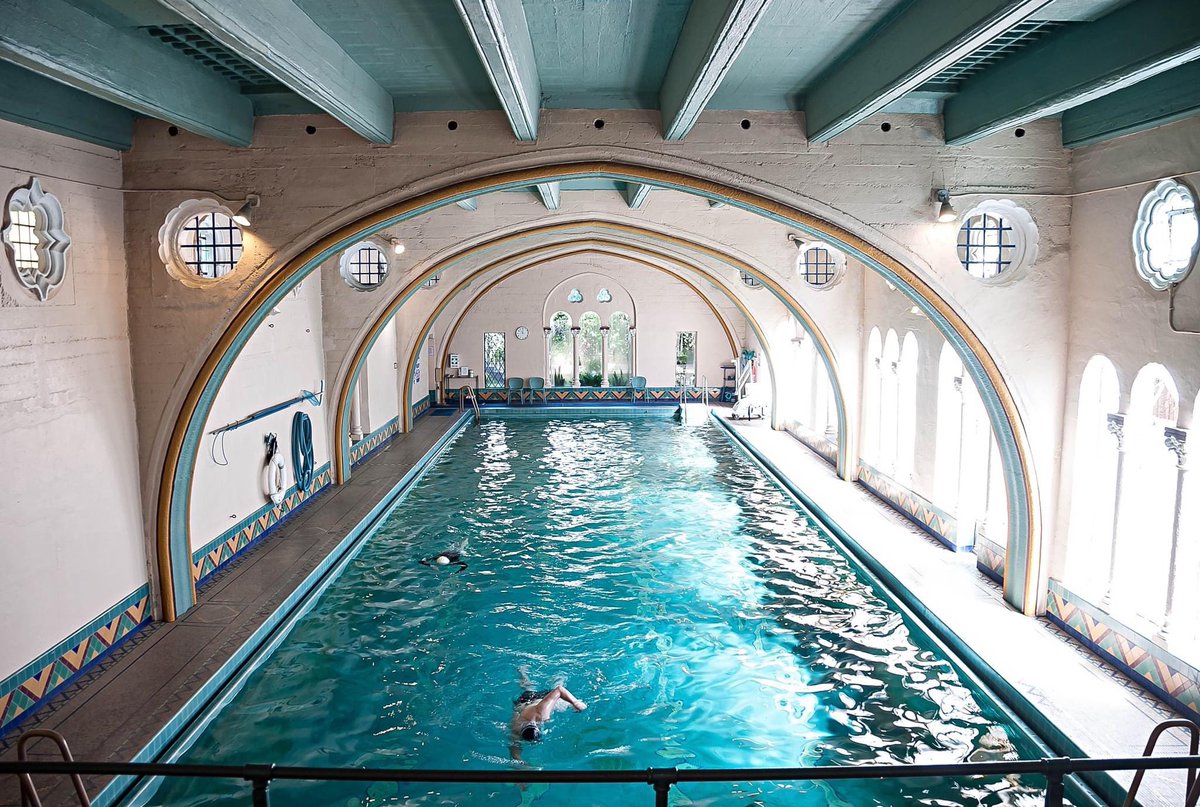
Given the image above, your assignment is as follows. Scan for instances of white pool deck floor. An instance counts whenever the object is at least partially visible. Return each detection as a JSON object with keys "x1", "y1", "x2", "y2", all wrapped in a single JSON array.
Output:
[{"x1": 722, "y1": 414, "x2": 1190, "y2": 807}]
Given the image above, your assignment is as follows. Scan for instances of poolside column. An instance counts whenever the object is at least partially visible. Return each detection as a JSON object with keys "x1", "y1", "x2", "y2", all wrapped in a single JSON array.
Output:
[
  {"x1": 1158, "y1": 426, "x2": 1189, "y2": 641},
  {"x1": 1100, "y1": 413, "x2": 1127, "y2": 609},
  {"x1": 543, "y1": 326, "x2": 552, "y2": 382},
  {"x1": 349, "y1": 383, "x2": 364, "y2": 443},
  {"x1": 571, "y1": 326, "x2": 580, "y2": 387},
  {"x1": 600, "y1": 325, "x2": 610, "y2": 386},
  {"x1": 629, "y1": 326, "x2": 637, "y2": 377}
]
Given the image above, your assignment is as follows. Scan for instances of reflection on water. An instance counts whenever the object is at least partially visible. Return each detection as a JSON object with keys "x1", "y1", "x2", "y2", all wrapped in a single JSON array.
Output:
[{"x1": 149, "y1": 419, "x2": 1045, "y2": 807}]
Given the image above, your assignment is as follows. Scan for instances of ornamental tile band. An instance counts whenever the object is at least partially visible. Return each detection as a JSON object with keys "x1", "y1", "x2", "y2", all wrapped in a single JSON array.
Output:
[
  {"x1": 856, "y1": 461, "x2": 960, "y2": 550},
  {"x1": 350, "y1": 417, "x2": 400, "y2": 466},
  {"x1": 1, "y1": 584, "x2": 150, "y2": 734}
]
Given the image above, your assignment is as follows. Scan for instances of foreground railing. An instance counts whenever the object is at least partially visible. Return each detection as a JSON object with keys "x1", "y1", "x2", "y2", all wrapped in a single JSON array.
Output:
[{"x1": 5, "y1": 754, "x2": 1200, "y2": 807}]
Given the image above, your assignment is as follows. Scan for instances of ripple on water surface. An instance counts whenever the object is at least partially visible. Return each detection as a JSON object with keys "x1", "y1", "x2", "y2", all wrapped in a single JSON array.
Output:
[{"x1": 152, "y1": 419, "x2": 1048, "y2": 807}]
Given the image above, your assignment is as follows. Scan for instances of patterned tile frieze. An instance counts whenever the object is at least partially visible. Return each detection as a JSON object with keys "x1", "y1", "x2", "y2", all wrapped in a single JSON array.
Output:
[
  {"x1": 974, "y1": 534, "x2": 1006, "y2": 584},
  {"x1": 786, "y1": 425, "x2": 838, "y2": 467},
  {"x1": 856, "y1": 461, "x2": 960, "y2": 550},
  {"x1": 411, "y1": 395, "x2": 432, "y2": 421},
  {"x1": 445, "y1": 386, "x2": 721, "y2": 405},
  {"x1": 1047, "y1": 580, "x2": 1200, "y2": 720},
  {"x1": 350, "y1": 417, "x2": 400, "y2": 467},
  {"x1": 190, "y1": 462, "x2": 333, "y2": 584},
  {"x1": 1, "y1": 584, "x2": 150, "y2": 735}
]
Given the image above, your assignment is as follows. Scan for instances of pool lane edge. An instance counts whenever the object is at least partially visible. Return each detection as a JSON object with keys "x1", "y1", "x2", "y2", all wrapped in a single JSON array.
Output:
[
  {"x1": 98, "y1": 411, "x2": 475, "y2": 807},
  {"x1": 711, "y1": 414, "x2": 1117, "y2": 807}
]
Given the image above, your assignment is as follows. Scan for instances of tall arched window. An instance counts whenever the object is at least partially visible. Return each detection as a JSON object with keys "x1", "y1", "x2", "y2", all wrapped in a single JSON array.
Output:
[
  {"x1": 934, "y1": 343, "x2": 964, "y2": 509},
  {"x1": 957, "y1": 378, "x2": 992, "y2": 540},
  {"x1": 1064, "y1": 356, "x2": 1120, "y2": 600},
  {"x1": 896, "y1": 332, "x2": 919, "y2": 482},
  {"x1": 1112, "y1": 364, "x2": 1179, "y2": 623},
  {"x1": 879, "y1": 330, "x2": 901, "y2": 474},
  {"x1": 548, "y1": 311, "x2": 572, "y2": 386},
  {"x1": 578, "y1": 312, "x2": 602, "y2": 386},
  {"x1": 1173, "y1": 392, "x2": 1199, "y2": 648},
  {"x1": 863, "y1": 328, "x2": 883, "y2": 464},
  {"x1": 608, "y1": 311, "x2": 632, "y2": 384}
]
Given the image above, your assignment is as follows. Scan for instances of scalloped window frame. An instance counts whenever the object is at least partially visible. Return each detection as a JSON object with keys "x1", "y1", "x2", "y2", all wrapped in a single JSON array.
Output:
[
  {"x1": 3, "y1": 178, "x2": 71, "y2": 301},
  {"x1": 339, "y1": 239, "x2": 390, "y2": 292},
  {"x1": 1133, "y1": 179, "x2": 1198, "y2": 291},
  {"x1": 795, "y1": 242, "x2": 846, "y2": 291},
  {"x1": 158, "y1": 198, "x2": 245, "y2": 289},
  {"x1": 955, "y1": 199, "x2": 1039, "y2": 285}
]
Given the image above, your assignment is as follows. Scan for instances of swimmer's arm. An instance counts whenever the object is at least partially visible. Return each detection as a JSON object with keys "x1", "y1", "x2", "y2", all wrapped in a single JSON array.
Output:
[
  {"x1": 452, "y1": 561, "x2": 468, "y2": 574},
  {"x1": 418, "y1": 557, "x2": 432, "y2": 567},
  {"x1": 556, "y1": 685, "x2": 587, "y2": 712}
]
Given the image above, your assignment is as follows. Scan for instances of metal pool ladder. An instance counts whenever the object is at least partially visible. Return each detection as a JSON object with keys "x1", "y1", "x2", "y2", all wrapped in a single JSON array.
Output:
[
  {"x1": 460, "y1": 386, "x2": 481, "y2": 424},
  {"x1": 1122, "y1": 718, "x2": 1200, "y2": 807},
  {"x1": 17, "y1": 729, "x2": 91, "y2": 807}
]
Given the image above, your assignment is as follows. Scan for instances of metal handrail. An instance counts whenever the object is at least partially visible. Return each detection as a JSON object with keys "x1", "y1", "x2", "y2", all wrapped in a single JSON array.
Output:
[
  {"x1": 461, "y1": 385, "x2": 481, "y2": 423},
  {"x1": 4, "y1": 753, "x2": 1200, "y2": 807},
  {"x1": 701, "y1": 375, "x2": 709, "y2": 408},
  {"x1": 1123, "y1": 719, "x2": 1200, "y2": 807},
  {"x1": 16, "y1": 729, "x2": 90, "y2": 807}
]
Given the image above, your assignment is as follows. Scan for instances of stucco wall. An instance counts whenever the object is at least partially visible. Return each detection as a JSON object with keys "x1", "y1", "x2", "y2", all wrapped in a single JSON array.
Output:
[
  {"x1": 362, "y1": 318, "x2": 399, "y2": 432},
  {"x1": 0, "y1": 120, "x2": 146, "y2": 679}
]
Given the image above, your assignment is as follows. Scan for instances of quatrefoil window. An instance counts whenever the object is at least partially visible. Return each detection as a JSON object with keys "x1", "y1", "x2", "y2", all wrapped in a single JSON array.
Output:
[{"x1": 3, "y1": 179, "x2": 71, "y2": 301}]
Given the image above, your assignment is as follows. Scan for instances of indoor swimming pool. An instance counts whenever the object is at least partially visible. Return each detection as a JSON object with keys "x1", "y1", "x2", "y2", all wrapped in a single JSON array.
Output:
[{"x1": 134, "y1": 415, "x2": 1054, "y2": 806}]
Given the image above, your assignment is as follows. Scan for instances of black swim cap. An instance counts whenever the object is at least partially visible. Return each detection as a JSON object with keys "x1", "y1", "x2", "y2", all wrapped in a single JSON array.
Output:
[{"x1": 521, "y1": 724, "x2": 541, "y2": 742}]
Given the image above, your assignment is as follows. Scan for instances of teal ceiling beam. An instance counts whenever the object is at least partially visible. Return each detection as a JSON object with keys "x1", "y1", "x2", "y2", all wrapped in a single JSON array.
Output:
[
  {"x1": 158, "y1": 0, "x2": 394, "y2": 144},
  {"x1": 535, "y1": 182, "x2": 560, "y2": 210},
  {"x1": 944, "y1": 0, "x2": 1200, "y2": 145},
  {"x1": 1061, "y1": 59, "x2": 1200, "y2": 148},
  {"x1": 0, "y1": 61, "x2": 133, "y2": 150},
  {"x1": 623, "y1": 183, "x2": 653, "y2": 209},
  {"x1": 456, "y1": 198, "x2": 479, "y2": 211},
  {"x1": 660, "y1": 0, "x2": 773, "y2": 141},
  {"x1": 805, "y1": 0, "x2": 1052, "y2": 143},
  {"x1": 453, "y1": 0, "x2": 540, "y2": 141},
  {"x1": 0, "y1": 0, "x2": 252, "y2": 146}
]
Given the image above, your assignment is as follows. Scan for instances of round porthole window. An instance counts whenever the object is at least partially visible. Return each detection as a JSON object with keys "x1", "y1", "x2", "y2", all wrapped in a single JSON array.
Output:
[
  {"x1": 158, "y1": 198, "x2": 244, "y2": 287},
  {"x1": 339, "y1": 241, "x2": 389, "y2": 291},
  {"x1": 739, "y1": 270, "x2": 763, "y2": 288},
  {"x1": 1133, "y1": 179, "x2": 1198, "y2": 290},
  {"x1": 796, "y1": 243, "x2": 846, "y2": 290},
  {"x1": 956, "y1": 200, "x2": 1038, "y2": 283}
]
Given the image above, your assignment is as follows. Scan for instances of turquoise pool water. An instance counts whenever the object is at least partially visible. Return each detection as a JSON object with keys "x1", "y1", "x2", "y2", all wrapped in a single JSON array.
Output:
[{"x1": 146, "y1": 417, "x2": 1046, "y2": 806}]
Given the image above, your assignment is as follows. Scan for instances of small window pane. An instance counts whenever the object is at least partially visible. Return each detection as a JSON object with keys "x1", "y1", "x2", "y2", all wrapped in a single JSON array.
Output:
[
  {"x1": 1135, "y1": 180, "x2": 1198, "y2": 290},
  {"x1": 178, "y1": 211, "x2": 243, "y2": 279},
  {"x1": 8, "y1": 208, "x2": 39, "y2": 272},
  {"x1": 483, "y1": 332, "x2": 505, "y2": 388},
  {"x1": 596, "y1": 288, "x2": 612, "y2": 303},
  {"x1": 349, "y1": 244, "x2": 387, "y2": 287},
  {"x1": 567, "y1": 288, "x2": 583, "y2": 303},
  {"x1": 957, "y1": 213, "x2": 1015, "y2": 280},
  {"x1": 801, "y1": 248, "x2": 836, "y2": 287}
]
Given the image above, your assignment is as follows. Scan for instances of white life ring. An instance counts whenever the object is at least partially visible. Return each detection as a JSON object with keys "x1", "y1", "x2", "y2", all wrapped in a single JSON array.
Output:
[{"x1": 266, "y1": 452, "x2": 286, "y2": 505}]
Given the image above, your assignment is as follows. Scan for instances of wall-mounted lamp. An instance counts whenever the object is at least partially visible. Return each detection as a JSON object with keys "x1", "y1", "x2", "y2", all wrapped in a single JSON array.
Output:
[
  {"x1": 231, "y1": 194, "x2": 259, "y2": 227},
  {"x1": 933, "y1": 189, "x2": 957, "y2": 223},
  {"x1": 786, "y1": 232, "x2": 807, "y2": 248},
  {"x1": 390, "y1": 238, "x2": 406, "y2": 255}
]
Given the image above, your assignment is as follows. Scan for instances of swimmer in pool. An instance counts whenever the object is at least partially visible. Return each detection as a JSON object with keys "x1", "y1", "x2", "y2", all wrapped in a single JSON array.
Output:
[
  {"x1": 418, "y1": 550, "x2": 467, "y2": 573},
  {"x1": 509, "y1": 684, "x2": 586, "y2": 760}
]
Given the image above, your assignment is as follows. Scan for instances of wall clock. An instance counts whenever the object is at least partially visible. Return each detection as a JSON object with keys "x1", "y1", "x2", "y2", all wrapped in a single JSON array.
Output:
[{"x1": 515, "y1": 326, "x2": 529, "y2": 340}]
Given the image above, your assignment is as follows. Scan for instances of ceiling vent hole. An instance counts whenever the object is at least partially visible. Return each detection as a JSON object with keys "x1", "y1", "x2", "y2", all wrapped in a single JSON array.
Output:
[
  {"x1": 1015, "y1": 128, "x2": 1026, "y2": 138},
  {"x1": 741, "y1": 119, "x2": 751, "y2": 130},
  {"x1": 593, "y1": 119, "x2": 605, "y2": 130},
  {"x1": 305, "y1": 125, "x2": 316, "y2": 135},
  {"x1": 880, "y1": 122, "x2": 892, "y2": 133},
  {"x1": 168, "y1": 126, "x2": 179, "y2": 137},
  {"x1": 447, "y1": 120, "x2": 458, "y2": 131}
]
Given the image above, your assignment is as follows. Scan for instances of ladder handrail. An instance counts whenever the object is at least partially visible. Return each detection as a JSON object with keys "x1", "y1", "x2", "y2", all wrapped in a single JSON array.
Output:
[
  {"x1": 701, "y1": 375, "x2": 709, "y2": 408},
  {"x1": 461, "y1": 385, "x2": 481, "y2": 423},
  {"x1": 17, "y1": 729, "x2": 91, "y2": 807},
  {"x1": 1122, "y1": 718, "x2": 1200, "y2": 807}
]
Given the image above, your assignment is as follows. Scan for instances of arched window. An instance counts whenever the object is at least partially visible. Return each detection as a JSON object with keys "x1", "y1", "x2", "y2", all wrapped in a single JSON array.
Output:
[
  {"x1": 896, "y1": 332, "x2": 919, "y2": 482},
  {"x1": 863, "y1": 328, "x2": 883, "y2": 464},
  {"x1": 1112, "y1": 364, "x2": 1179, "y2": 623},
  {"x1": 957, "y1": 379, "x2": 993, "y2": 541},
  {"x1": 1173, "y1": 392, "x2": 1200, "y2": 647},
  {"x1": 1064, "y1": 356, "x2": 1120, "y2": 600},
  {"x1": 608, "y1": 311, "x2": 631, "y2": 385},
  {"x1": 578, "y1": 312, "x2": 602, "y2": 386},
  {"x1": 548, "y1": 311, "x2": 572, "y2": 386},
  {"x1": 879, "y1": 330, "x2": 901, "y2": 475},
  {"x1": 934, "y1": 343, "x2": 964, "y2": 508},
  {"x1": 796, "y1": 335, "x2": 816, "y2": 427}
]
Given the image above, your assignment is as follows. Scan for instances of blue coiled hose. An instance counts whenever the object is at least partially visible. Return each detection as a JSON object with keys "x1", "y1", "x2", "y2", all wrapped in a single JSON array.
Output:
[{"x1": 291, "y1": 411, "x2": 314, "y2": 491}]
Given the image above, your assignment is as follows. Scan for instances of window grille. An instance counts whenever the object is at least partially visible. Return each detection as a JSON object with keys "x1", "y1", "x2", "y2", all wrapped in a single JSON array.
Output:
[
  {"x1": 1134, "y1": 179, "x2": 1198, "y2": 290},
  {"x1": 179, "y1": 211, "x2": 243, "y2": 279},
  {"x1": 348, "y1": 244, "x2": 387, "y2": 287},
  {"x1": 7, "y1": 209, "x2": 38, "y2": 272},
  {"x1": 483, "y1": 332, "x2": 505, "y2": 388},
  {"x1": 739, "y1": 270, "x2": 762, "y2": 288},
  {"x1": 957, "y1": 213, "x2": 1015, "y2": 280},
  {"x1": 801, "y1": 248, "x2": 836, "y2": 286}
]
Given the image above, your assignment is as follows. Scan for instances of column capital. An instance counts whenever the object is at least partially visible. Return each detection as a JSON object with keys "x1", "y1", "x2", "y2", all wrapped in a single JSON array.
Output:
[
  {"x1": 952, "y1": 375, "x2": 963, "y2": 394},
  {"x1": 1106, "y1": 412, "x2": 1126, "y2": 450},
  {"x1": 570, "y1": 326, "x2": 580, "y2": 333},
  {"x1": 543, "y1": 326, "x2": 552, "y2": 335},
  {"x1": 1164, "y1": 426, "x2": 1188, "y2": 468}
]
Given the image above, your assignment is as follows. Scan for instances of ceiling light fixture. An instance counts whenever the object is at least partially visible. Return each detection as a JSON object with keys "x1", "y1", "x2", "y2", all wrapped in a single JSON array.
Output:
[
  {"x1": 230, "y1": 194, "x2": 259, "y2": 227},
  {"x1": 934, "y1": 189, "x2": 957, "y2": 223}
]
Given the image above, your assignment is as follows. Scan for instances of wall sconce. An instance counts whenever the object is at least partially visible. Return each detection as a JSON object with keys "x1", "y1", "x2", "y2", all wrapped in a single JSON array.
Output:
[
  {"x1": 231, "y1": 194, "x2": 259, "y2": 227},
  {"x1": 390, "y1": 238, "x2": 406, "y2": 255},
  {"x1": 933, "y1": 189, "x2": 957, "y2": 223}
]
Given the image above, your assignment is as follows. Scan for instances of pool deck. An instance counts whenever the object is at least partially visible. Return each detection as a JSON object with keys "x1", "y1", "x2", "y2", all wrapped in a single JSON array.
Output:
[
  {"x1": 722, "y1": 414, "x2": 1188, "y2": 807},
  {"x1": 0, "y1": 413, "x2": 463, "y2": 807}
]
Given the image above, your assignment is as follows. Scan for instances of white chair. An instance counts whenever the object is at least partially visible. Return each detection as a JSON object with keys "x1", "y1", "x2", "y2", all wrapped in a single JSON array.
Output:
[{"x1": 731, "y1": 382, "x2": 768, "y2": 420}]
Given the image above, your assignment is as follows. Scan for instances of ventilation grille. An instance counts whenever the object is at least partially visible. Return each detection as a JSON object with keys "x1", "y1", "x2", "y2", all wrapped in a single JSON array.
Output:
[
  {"x1": 920, "y1": 21, "x2": 1066, "y2": 92},
  {"x1": 143, "y1": 24, "x2": 282, "y2": 90}
]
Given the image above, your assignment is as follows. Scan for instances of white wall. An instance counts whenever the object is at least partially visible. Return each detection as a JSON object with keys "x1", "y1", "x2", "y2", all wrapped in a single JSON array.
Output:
[
  {"x1": 189, "y1": 277, "x2": 328, "y2": 552},
  {"x1": 362, "y1": 318, "x2": 398, "y2": 432},
  {"x1": 0, "y1": 120, "x2": 146, "y2": 678}
]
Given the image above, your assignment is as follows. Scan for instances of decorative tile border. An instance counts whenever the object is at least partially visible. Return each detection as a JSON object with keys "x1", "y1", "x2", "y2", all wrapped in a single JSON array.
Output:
[
  {"x1": 410, "y1": 394, "x2": 432, "y2": 421},
  {"x1": 444, "y1": 386, "x2": 722, "y2": 405},
  {"x1": 190, "y1": 462, "x2": 333, "y2": 584},
  {"x1": 1047, "y1": 580, "x2": 1200, "y2": 721},
  {"x1": 1, "y1": 584, "x2": 151, "y2": 735},
  {"x1": 785, "y1": 424, "x2": 838, "y2": 467},
  {"x1": 856, "y1": 461, "x2": 960, "y2": 550},
  {"x1": 482, "y1": 405, "x2": 678, "y2": 419},
  {"x1": 974, "y1": 533, "x2": 1006, "y2": 584},
  {"x1": 349, "y1": 417, "x2": 400, "y2": 467}
]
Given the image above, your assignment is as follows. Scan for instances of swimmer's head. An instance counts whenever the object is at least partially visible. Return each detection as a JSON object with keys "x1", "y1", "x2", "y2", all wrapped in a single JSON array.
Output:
[
  {"x1": 521, "y1": 724, "x2": 542, "y2": 742},
  {"x1": 435, "y1": 555, "x2": 450, "y2": 565}
]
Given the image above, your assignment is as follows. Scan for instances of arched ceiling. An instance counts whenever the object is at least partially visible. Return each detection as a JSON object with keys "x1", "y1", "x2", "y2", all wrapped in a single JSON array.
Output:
[{"x1": 1, "y1": 0, "x2": 1189, "y2": 154}]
